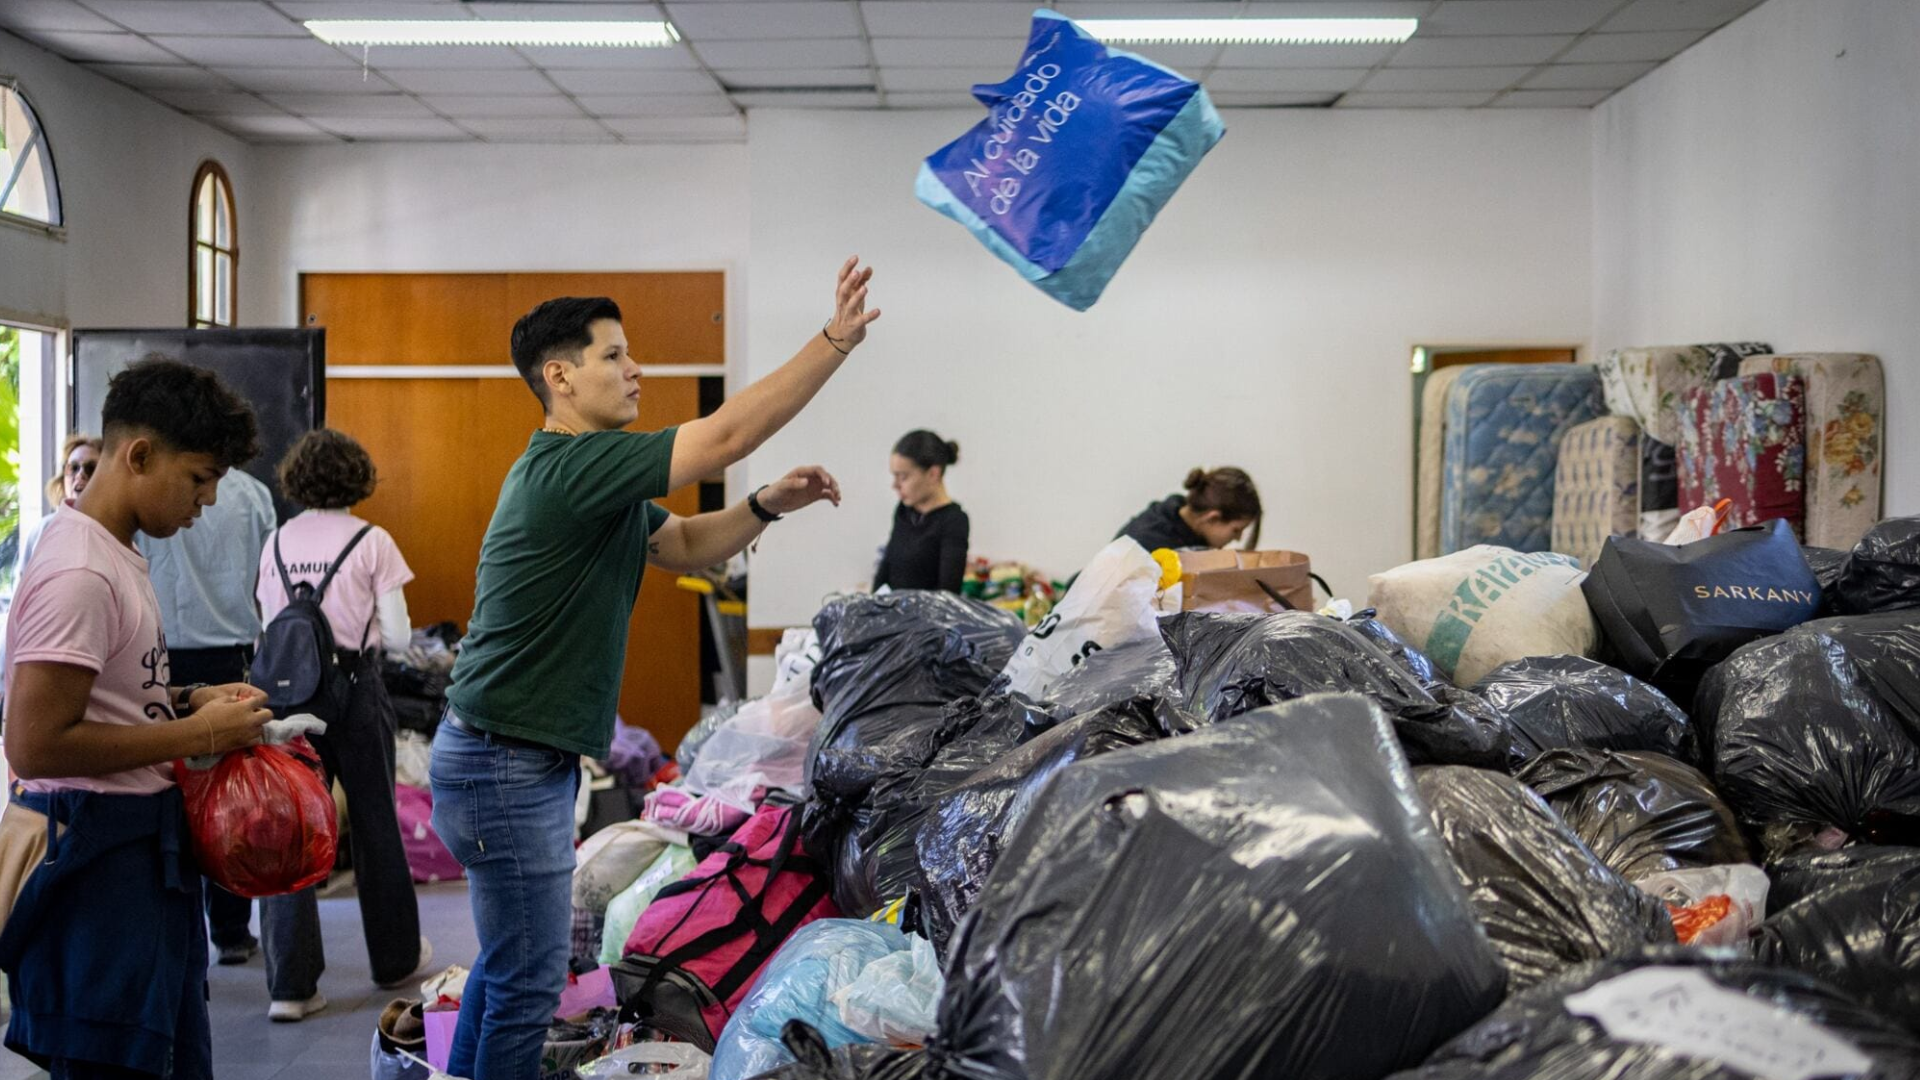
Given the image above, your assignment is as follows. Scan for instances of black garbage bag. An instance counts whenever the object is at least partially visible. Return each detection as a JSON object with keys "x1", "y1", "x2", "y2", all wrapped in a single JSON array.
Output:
[
  {"x1": 1388, "y1": 949, "x2": 1920, "y2": 1080},
  {"x1": 1038, "y1": 635, "x2": 1183, "y2": 715},
  {"x1": 1766, "y1": 845, "x2": 1920, "y2": 909},
  {"x1": 914, "y1": 693, "x2": 1201, "y2": 955},
  {"x1": 1415, "y1": 766, "x2": 1676, "y2": 990},
  {"x1": 1695, "y1": 612, "x2": 1920, "y2": 857},
  {"x1": 1516, "y1": 748, "x2": 1751, "y2": 880},
  {"x1": 1805, "y1": 545, "x2": 1850, "y2": 614},
  {"x1": 1835, "y1": 516, "x2": 1920, "y2": 616},
  {"x1": 934, "y1": 695, "x2": 1505, "y2": 1080},
  {"x1": 748, "y1": 1020, "x2": 930, "y2": 1080},
  {"x1": 1472, "y1": 656, "x2": 1696, "y2": 766},
  {"x1": 816, "y1": 692, "x2": 1067, "y2": 917},
  {"x1": 1582, "y1": 519, "x2": 1822, "y2": 702},
  {"x1": 1162, "y1": 611, "x2": 1511, "y2": 769},
  {"x1": 1753, "y1": 846, "x2": 1920, "y2": 1032}
]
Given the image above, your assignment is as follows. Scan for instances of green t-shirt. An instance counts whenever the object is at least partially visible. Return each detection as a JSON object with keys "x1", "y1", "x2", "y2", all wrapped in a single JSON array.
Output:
[{"x1": 448, "y1": 427, "x2": 677, "y2": 758}]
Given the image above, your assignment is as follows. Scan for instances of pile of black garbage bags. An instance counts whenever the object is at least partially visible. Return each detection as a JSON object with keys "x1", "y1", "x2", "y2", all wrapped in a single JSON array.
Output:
[{"x1": 754, "y1": 517, "x2": 1920, "y2": 1080}]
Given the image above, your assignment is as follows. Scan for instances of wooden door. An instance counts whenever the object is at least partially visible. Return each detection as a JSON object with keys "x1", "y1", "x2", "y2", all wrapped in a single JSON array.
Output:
[{"x1": 303, "y1": 272, "x2": 723, "y2": 750}]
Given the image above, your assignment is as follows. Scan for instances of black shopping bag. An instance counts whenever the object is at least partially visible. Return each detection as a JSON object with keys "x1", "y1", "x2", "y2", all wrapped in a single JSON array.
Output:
[{"x1": 1582, "y1": 518, "x2": 1821, "y2": 685}]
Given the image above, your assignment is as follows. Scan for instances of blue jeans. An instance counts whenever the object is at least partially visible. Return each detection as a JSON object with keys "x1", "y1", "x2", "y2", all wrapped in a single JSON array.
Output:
[{"x1": 429, "y1": 718, "x2": 579, "y2": 1080}]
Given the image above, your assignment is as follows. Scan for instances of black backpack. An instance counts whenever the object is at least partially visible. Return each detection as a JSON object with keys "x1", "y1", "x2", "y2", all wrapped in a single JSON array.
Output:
[{"x1": 251, "y1": 525, "x2": 374, "y2": 723}]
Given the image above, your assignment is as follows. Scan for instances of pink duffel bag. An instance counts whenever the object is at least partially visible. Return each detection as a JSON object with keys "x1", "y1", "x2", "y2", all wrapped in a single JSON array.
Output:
[{"x1": 396, "y1": 783, "x2": 464, "y2": 884}]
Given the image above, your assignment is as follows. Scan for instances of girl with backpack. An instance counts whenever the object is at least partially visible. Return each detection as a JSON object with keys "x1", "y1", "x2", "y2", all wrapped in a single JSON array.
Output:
[{"x1": 251, "y1": 429, "x2": 428, "y2": 1021}]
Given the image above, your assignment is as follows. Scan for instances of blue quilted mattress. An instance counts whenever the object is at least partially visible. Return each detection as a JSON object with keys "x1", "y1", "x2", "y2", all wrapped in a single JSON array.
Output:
[{"x1": 1441, "y1": 364, "x2": 1606, "y2": 554}]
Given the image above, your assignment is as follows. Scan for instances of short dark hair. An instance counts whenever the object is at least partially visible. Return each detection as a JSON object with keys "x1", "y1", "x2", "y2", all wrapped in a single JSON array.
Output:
[
  {"x1": 510, "y1": 296, "x2": 623, "y2": 409},
  {"x1": 101, "y1": 356, "x2": 259, "y2": 468},
  {"x1": 893, "y1": 429, "x2": 959, "y2": 471},
  {"x1": 278, "y1": 428, "x2": 377, "y2": 509},
  {"x1": 1184, "y1": 466, "x2": 1263, "y2": 548}
]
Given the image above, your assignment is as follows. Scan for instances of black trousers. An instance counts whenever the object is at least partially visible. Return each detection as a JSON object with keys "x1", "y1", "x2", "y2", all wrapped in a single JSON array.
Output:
[
  {"x1": 261, "y1": 652, "x2": 422, "y2": 998},
  {"x1": 168, "y1": 644, "x2": 258, "y2": 951}
]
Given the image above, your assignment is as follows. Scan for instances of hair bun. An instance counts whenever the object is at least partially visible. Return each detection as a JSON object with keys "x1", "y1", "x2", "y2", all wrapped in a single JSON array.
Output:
[
  {"x1": 1184, "y1": 467, "x2": 1208, "y2": 490},
  {"x1": 945, "y1": 440, "x2": 961, "y2": 466}
]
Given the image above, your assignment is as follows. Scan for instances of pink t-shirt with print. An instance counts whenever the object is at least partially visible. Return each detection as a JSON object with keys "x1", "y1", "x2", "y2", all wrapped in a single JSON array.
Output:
[
  {"x1": 256, "y1": 511, "x2": 413, "y2": 651},
  {"x1": 7, "y1": 507, "x2": 177, "y2": 794}
]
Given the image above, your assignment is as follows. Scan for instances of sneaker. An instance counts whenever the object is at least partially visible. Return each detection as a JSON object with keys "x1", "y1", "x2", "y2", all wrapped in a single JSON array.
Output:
[
  {"x1": 216, "y1": 938, "x2": 258, "y2": 966},
  {"x1": 377, "y1": 936, "x2": 434, "y2": 991},
  {"x1": 267, "y1": 993, "x2": 327, "y2": 1023}
]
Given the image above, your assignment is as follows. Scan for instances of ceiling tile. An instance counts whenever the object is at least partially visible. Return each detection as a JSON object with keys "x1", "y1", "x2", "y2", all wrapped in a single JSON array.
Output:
[
  {"x1": 462, "y1": 116, "x2": 611, "y2": 139},
  {"x1": 151, "y1": 89, "x2": 285, "y2": 115},
  {"x1": 1208, "y1": 92, "x2": 1338, "y2": 107},
  {"x1": 212, "y1": 66, "x2": 404, "y2": 93},
  {"x1": 356, "y1": 45, "x2": 533, "y2": 69},
  {"x1": 309, "y1": 116, "x2": 471, "y2": 139},
  {"x1": 1491, "y1": 88, "x2": 1612, "y2": 107},
  {"x1": 380, "y1": 68, "x2": 558, "y2": 94},
  {"x1": 1239, "y1": 2, "x2": 1428, "y2": 15},
  {"x1": 422, "y1": 93, "x2": 587, "y2": 117},
  {"x1": 575, "y1": 93, "x2": 739, "y2": 116},
  {"x1": 276, "y1": 2, "x2": 473, "y2": 19},
  {"x1": 1203, "y1": 68, "x2": 1369, "y2": 93},
  {"x1": 1558, "y1": 29, "x2": 1708, "y2": 63},
  {"x1": 881, "y1": 90, "x2": 979, "y2": 108},
  {"x1": 1214, "y1": 42, "x2": 1398, "y2": 68},
  {"x1": 692, "y1": 38, "x2": 870, "y2": 68},
  {"x1": 1361, "y1": 65, "x2": 1533, "y2": 92},
  {"x1": 465, "y1": 2, "x2": 662, "y2": 18},
  {"x1": 859, "y1": 3, "x2": 1032, "y2": 38},
  {"x1": 878, "y1": 68, "x2": 998, "y2": 92},
  {"x1": 1337, "y1": 90, "x2": 1497, "y2": 108},
  {"x1": 1116, "y1": 42, "x2": 1222, "y2": 71},
  {"x1": 1522, "y1": 61, "x2": 1657, "y2": 89},
  {"x1": 600, "y1": 115, "x2": 746, "y2": 139},
  {"x1": 1420, "y1": 0, "x2": 1621, "y2": 37},
  {"x1": 517, "y1": 43, "x2": 702, "y2": 69},
  {"x1": 871, "y1": 37, "x2": 1027, "y2": 67},
  {"x1": 1601, "y1": 0, "x2": 1768, "y2": 33},
  {"x1": 0, "y1": 1, "x2": 120, "y2": 33},
  {"x1": 17, "y1": 31, "x2": 182, "y2": 63},
  {"x1": 1387, "y1": 35, "x2": 1574, "y2": 67},
  {"x1": 733, "y1": 89, "x2": 880, "y2": 108},
  {"x1": 714, "y1": 68, "x2": 875, "y2": 89},
  {"x1": 83, "y1": 1, "x2": 307, "y2": 36},
  {"x1": 150, "y1": 35, "x2": 358, "y2": 67},
  {"x1": 665, "y1": 2, "x2": 861, "y2": 40},
  {"x1": 1052, "y1": 2, "x2": 1243, "y2": 19},
  {"x1": 263, "y1": 92, "x2": 435, "y2": 116},
  {"x1": 208, "y1": 113, "x2": 337, "y2": 141},
  {"x1": 81, "y1": 63, "x2": 213, "y2": 89},
  {"x1": 548, "y1": 69, "x2": 721, "y2": 94}
]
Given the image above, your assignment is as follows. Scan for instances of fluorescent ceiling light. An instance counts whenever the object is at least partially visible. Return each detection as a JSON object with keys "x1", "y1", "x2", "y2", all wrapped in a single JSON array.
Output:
[
  {"x1": 304, "y1": 20, "x2": 680, "y2": 48},
  {"x1": 1077, "y1": 18, "x2": 1418, "y2": 45}
]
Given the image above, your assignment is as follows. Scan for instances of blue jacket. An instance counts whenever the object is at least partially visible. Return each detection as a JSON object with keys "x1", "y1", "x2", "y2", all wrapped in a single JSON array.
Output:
[{"x1": 0, "y1": 786, "x2": 211, "y2": 1076}]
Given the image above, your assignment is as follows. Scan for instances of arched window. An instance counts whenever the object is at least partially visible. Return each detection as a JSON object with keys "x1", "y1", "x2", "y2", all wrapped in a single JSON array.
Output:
[
  {"x1": 0, "y1": 83, "x2": 61, "y2": 227},
  {"x1": 190, "y1": 161, "x2": 237, "y2": 328}
]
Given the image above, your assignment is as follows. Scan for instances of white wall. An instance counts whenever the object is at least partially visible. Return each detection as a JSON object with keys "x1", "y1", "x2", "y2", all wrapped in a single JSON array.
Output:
[
  {"x1": 0, "y1": 31, "x2": 256, "y2": 329},
  {"x1": 743, "y1": 107, "x2": 1593, "y2": 630},
  {"x1": 248, "y1": 141, "x2": 752, "y2": 376},
  {"x1": 1593, "y1": 0, "x2": 1919, "y2": 515}
]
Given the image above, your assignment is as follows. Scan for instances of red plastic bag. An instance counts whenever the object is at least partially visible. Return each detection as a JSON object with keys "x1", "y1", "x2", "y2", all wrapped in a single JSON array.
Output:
[{"x1": 174, "y1": 738, "x2": 338, "y2": 898}]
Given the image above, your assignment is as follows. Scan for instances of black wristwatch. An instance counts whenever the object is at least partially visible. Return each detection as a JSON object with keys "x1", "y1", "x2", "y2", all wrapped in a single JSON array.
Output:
[
  {"x1": 173, "y1": 683, "x2": 208, "y2": 715},
  {"x1": 747, "y1": 486, "x2": 783, "y2": 524}
]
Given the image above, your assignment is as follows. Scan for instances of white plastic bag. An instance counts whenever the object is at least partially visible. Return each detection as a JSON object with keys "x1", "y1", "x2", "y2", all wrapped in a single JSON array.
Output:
[
  {"x1": 572, "y1": 820, "x2": 688, "y2": 915},
  {"x1": 771, "y1": 629, "x2": 821, "y2": 694},
  {"x1": 599, "y1": 844, "x2": 699, "y2": 965},
  {"x1": 1001, "y1": 538, "x2": 1161, "y2": 699},
  {"x1": 395, "y1": 730, "x2": 432, "y2": 791},
  {"x1": 1366, "y1": 546, "x2": 1598, "y2": 687},
  {"x1": 1633, "y1": 864, "x2": 1770, "y2": 948},
  {"x1": 578, "y1": 1042, "x2": 711, "y2": 1078},
  {"x1": 1663, "y1": 502, "x2": 1729, "y2": 545},
  {"x1": 831, "y1": 933, "x2": 944, "y2": 1045},
  {"x1": 682, "y1": 683, "x2": 821, "y2": 804}
]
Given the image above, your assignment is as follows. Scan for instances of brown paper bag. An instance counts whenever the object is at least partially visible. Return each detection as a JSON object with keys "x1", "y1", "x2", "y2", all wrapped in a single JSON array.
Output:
[{"x1": 1180, "y1": 549, "x2": 1315, "y2": 613}]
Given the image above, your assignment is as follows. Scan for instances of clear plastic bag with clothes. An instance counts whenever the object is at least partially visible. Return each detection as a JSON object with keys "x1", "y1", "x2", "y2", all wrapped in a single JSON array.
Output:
[
  {"x1": 1631, "y1": 864, "x2": 1770, "y2": 947},
  {"x1": 598, "y1": 844, "x2": 698, "y2": 966},
  {"x1": 708, "y1": 920, "x2": 907, "y2": 1080},
  {"x1": 684, "y1": 683, "x2": 822, "y2": 803},
  {"x1": 573, "y1": 819, "x2": 688, "y2": 916},
  {"x1": 578, "y1": 1041, "x2": 711, "y2": 1078},
  {"x1": 831, "y1": 933, "x2": 943, "y2": 1046}
]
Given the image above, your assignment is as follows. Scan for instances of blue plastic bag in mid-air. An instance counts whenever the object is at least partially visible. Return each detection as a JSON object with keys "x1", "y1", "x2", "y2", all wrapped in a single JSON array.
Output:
[{"x1": 915, "y1": 9, "x2": 1226, "y2": 311}]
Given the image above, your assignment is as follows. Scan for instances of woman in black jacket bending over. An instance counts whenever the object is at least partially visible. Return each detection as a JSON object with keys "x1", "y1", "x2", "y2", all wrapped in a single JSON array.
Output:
[
  {"x1": 1118, "y1": 466, "x2": 1263, "y2": 552},
  {"x1": 875, "y1": 430, "x2": 969, "y2": 593}
]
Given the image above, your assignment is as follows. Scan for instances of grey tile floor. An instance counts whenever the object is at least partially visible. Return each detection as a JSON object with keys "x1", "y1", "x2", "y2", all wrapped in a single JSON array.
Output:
[{"x1": 0, "y1": 881, "x2": 480, "y2": 1080}]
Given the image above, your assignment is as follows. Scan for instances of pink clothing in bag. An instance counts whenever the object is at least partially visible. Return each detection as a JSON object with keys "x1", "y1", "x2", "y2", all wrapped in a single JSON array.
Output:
[
  {"x1": 397, "y1": 783, "x2": 463, "y2": 884},
  {"x1": 7, "y1": 508, "x2": 174, "y2": 794},
  {"x1": 256, "y1": 510, "x2": 413, "y2": 651},
  {"x1": 641, "y1": 785, "x2": 759, "y2": 838}
]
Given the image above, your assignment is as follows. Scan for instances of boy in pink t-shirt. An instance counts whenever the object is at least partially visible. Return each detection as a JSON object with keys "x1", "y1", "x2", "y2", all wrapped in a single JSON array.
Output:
[{"x1": 1, "y1": 359, "x2": 270, "y2": 1078}]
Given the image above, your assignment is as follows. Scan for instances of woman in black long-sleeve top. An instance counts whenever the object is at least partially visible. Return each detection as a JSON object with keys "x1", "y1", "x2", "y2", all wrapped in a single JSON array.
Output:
[{"x1": 874, "y1": 430, "x2": 970, "y2": 593}]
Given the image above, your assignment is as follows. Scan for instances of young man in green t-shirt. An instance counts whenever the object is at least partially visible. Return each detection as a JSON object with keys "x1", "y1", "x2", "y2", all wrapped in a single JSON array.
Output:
[{"x1": 432, "y1": 258, "x2": 878, "y2": 1078}]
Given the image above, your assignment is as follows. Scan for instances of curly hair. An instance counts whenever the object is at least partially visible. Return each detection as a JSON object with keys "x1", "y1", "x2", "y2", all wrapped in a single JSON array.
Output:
[
  {"x1": 278, "y1": 428, "x2": 377, "y2": 510},
  {"x1": 101, "y1": 356, "x2": 259, "y2": 468}
]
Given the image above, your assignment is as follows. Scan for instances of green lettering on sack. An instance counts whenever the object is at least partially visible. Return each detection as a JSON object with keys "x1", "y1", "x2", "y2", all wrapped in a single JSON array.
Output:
[{"x1": 1427, "y1": 611, "x2": 1472, "y2": 679}]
